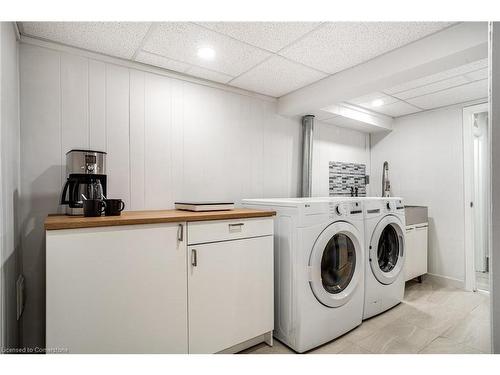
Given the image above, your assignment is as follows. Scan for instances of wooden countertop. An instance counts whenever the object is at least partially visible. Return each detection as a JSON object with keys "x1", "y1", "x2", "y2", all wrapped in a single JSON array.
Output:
[{"x1": 44, "y1": 208, "x2": 276, "y2": 230}]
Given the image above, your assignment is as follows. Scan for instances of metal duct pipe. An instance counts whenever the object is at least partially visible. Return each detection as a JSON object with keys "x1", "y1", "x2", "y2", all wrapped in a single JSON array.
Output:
[{"x1": 300, "y1": 115, "x2": 314, "y2": 197}]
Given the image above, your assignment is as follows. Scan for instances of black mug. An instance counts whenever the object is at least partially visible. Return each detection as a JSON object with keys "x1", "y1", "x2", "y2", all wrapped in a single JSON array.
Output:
[
  {"x1": 104, "y1": 199, "x2": 125, "y2": 216},
  {"x1": 83, "y1": 199, "x2": 106, "y2": 217}
]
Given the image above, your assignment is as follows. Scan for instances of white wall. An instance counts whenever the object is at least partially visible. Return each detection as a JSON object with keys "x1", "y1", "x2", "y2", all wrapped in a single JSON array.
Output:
[
  {"x1": 371, "y1": 104, "x2": 472, "y2": 284},
  {"x1": 312, "y1": 121, "x2": 370, "y2": 197},
  {"x1": 0, "y1": 22, "x2": 21, "y2": 350},
  {"x1": 18, "y1": 42, "x2": 369, "y2": 349}
]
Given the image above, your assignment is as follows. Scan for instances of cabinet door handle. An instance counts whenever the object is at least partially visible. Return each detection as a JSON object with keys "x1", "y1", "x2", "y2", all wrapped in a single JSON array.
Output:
[
  {"x1": 191, "y1": 249, "x2": 197, "y2": 267},
  {"x1": 416, "y1": 224, "x2": 428, "y2": 229},
  {"x1": 177, "y1": 224, "x2": 184, "y2": 241},
  {"x1": 229, "y1": 223, "x2": 244, "y2": 228}
]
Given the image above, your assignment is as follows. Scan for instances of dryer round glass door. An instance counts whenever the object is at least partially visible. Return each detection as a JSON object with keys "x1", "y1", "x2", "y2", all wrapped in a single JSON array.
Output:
[
  {"x1": 309, "y1": 222, "x2": 363, "y2": 308},
  {"x1": 369, "y1": 215, "x2": 405, "y2": 285}
]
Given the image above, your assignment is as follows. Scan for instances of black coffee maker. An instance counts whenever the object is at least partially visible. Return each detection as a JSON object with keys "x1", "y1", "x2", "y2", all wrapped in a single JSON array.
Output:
[{"x1": 60, "y1": 149, "x2": 107, "y2": 215}]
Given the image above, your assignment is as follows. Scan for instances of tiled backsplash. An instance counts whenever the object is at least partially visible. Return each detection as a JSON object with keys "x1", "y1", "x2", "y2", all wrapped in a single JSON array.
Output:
[{"x1": 329, "y1": 161, "x2": 367, "y2": 197}]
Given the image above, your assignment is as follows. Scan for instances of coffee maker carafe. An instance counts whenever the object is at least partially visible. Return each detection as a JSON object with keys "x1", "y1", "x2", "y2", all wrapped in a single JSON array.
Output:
[{"x1": 60, "y1": 149, "x2": 107, "y2": 215}]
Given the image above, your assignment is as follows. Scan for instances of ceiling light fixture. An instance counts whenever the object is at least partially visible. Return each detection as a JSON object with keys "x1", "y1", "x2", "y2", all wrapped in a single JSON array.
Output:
[
  {"x1": 197, "y1": 46, "x2": 216, "y2": 60},
  {"x1": 371, "y1": 99, "x2": 384, "y2": 107}
]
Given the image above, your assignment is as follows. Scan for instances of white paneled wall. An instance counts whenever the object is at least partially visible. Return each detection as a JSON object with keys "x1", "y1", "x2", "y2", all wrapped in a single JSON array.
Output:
[
  {"x1": 20, "y1": 43, "x2": 302, "y2": 211},
  {"x1": 89, "y1": 60, "x2": 106, "y2": 151},
  {"x1": 106, "y1": 64, "x2": 131, "y2": 205},
  {"x1": 129, "y1": 69, "x2": 145, "y2": 209}
]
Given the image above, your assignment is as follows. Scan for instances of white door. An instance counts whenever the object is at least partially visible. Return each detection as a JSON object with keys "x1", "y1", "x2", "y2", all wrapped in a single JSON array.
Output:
[
  {"x1": 369, "y1": 215, "x2": 405, "y2": 285},
  {"x1": 46, "y1": 223, "x2": 188, "y2": 353},
  {"x1": 188, "y1": 236, "x2": 273, "y2": 353},
  {"x1": 308, "y1": 221, "x2": 363, "y2": 308}
]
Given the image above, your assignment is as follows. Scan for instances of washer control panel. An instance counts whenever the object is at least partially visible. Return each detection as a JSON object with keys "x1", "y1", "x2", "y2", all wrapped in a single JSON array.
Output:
[
  {"x1": 384, "y1": 200, "x2": 395, "y2": 212},
  {"x1": 384, "y1": 199, "x2": 404, "y2": 212}
]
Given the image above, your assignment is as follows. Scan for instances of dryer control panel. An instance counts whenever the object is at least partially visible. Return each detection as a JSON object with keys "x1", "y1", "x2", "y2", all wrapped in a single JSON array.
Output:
[{"x1": 328, "y1": 201, "x2": 363, "y2": 218}]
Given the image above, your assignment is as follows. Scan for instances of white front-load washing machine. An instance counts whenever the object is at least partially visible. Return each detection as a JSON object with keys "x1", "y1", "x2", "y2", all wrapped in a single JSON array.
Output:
[
  {"x1": 362, "y1": 197, "x2": 406, "y2": 319},
  {"x1": 242, "y1": 197, "x2": 365, "y2": 353}
]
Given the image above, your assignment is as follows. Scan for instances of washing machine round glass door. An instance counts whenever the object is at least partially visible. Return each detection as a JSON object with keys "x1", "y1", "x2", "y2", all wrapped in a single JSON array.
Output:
[
  {"x1": 369, "y1": 215, "x2": 405, "y2": 285},
  {"x1": 309, "y1": 221, "x2": 363, "y2": 308}
]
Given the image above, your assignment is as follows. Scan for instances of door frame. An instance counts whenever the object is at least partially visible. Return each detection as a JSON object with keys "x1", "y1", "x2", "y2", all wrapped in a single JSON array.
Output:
[{"x1": 463, "y1": 102, "x2": 490, "y2": 291}]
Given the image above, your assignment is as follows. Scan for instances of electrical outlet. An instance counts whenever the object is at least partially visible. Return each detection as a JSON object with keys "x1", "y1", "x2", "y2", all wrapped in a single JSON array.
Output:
[{"x1": 16, "y1": 274, "x2": 25, "y2": 320}]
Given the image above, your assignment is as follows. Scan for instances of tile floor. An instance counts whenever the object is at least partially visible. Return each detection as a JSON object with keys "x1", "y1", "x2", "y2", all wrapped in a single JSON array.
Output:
[{"x1": 242, "y1": 278, "x2": 491, "y2": 354}]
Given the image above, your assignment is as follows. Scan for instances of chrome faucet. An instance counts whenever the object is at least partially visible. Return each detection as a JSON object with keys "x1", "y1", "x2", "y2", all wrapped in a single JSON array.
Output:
[{"x1": 382, "y1": 161, "x2": 391, "y2": 197}]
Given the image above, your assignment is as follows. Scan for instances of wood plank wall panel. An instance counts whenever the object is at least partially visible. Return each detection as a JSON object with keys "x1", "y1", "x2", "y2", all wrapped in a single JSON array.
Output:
[
  {"x1": 144, "y1": 72, "x2": 173, "y2": 209},
  {"x1": 129, "y1": 70, "x2": 145, "y2": 210},
  {"x1": 105, "y1": 64, "x2": 130, "y2": 205},
  {"x1": 60, "y1": 54, "x2": 89, "y2": 173},
  {"x1": 170, "y1": 79, "x2": 185, "y2": 204},
  {"x1": 88, "y1": 60, "x2": 106, "y2": 152},
  {"x1": 181, "y1": 81, "x2": 211, "y2": 201}
]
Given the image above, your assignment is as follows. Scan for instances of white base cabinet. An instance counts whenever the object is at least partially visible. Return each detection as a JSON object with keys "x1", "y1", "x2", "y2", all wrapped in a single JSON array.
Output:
[
  {"x1": 46, "y1": 217, "x2": 274, "y2": 353},
  {"x1": 46, "y1": 223, "x2": 188, "y2": 353},
  {"x1": 188, "y1": 236, "x2": 273, "y2": 353},
  {"x1": 405, "y1": 223, "x2": 428, "y2": 281}
]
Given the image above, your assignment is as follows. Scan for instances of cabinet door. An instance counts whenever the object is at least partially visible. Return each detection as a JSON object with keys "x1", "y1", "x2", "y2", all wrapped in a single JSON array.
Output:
[
  {"x1": 414, "y1": 224, "x2": 429, "y2": 276},
  {"x1": 188, "y1": 236, "x2": 273, "y2": 353},
  {"x1": 404, "y1": 226, "x2": 417, "y2": 281},
  {"x1": 46, "y1": 223, "x2": 188, "y2": 353}
]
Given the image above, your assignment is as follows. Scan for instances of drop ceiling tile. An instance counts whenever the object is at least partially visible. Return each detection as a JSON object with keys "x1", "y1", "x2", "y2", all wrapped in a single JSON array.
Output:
[
  {"x1": 135, "y1": 51, "x2": 190, "y2": 73},
  {"x1": 185, "y1": 66, "x2": 234, "y2": 84},
  {"x1": 195, "y1": 22, "x2": 321, "y2": 52},
  {"x1": 371, "y1": 101, "x2": 422, "y2": 117},
  {"x1": 406, "y1": 79, "x2": 488, "y2": 109},
  {"x1": 22, "y1": 22, "x2": 151, "y2": 59},
  {"x1": 279, "y1": 22, "x2": 454, "y2": 74},
  {"x1": 391, "y1": 75, "x2": 470, "y2": 100},
  {"x1": 229, "y1": 56, "x2": 327, "y2": 97},
  {"x1": 143, "y1": 23, "x2": 272, "y2": 77},
  {"x1": 385, "y1": 58, "x2": 488, "y2": 94}
]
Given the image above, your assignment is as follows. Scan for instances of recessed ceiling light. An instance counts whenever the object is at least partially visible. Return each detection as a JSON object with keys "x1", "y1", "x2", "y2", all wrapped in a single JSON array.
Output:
[
  {"x1": 197, "y1": 46, "x2": 216, "y2": 60},
  {"x1": 371, "y1": 99, "x2": 384, "y2": 107}
]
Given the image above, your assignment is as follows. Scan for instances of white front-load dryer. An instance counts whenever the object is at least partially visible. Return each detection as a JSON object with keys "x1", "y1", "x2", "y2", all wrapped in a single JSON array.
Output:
[
  {"x1": 242, "y1": 197, "x2": 365, "y2": 353},
  {"x1": 362, "y1": 197, "x2": 406, "y2": 319}
]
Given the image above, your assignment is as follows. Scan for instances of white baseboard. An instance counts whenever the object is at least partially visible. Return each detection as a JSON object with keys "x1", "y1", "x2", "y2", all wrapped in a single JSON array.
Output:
[
  {"x1": 217, "y1": 331, "x2": 273, "y2": 354},
  {"x1": 424, "y1": 273, "x2": 465, "y2": 290}
]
